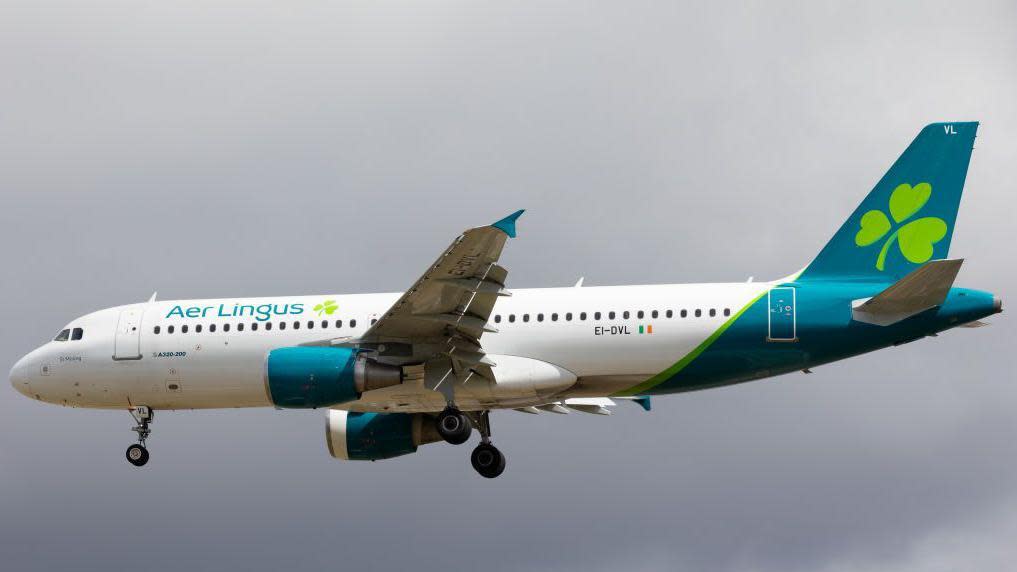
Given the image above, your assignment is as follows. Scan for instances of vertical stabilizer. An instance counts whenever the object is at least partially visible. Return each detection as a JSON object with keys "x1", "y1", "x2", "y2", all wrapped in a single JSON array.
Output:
[{"x1": 799, "y1": 122, "x2": 977, "y2": 282}]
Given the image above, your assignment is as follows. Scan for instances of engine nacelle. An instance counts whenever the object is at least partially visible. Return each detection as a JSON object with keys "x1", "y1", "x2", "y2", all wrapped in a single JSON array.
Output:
[
  {"x1": 264, "y1": 347, "x2": 402, "y2": 409},
  {"x1": 326, "y1": 410, "x2": 441, "y2": 461}
]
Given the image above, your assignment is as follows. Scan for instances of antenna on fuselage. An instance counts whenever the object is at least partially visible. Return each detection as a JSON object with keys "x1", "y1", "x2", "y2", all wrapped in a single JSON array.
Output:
[
  {"x1": 574, "y1": 277, "x2": 584, "y2": 287},
  {"x1": 148, "y1": 291, "x2": 158, "y2": 302}
]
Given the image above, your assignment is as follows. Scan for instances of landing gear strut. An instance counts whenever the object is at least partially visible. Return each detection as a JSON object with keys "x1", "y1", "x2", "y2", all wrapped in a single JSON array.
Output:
[
  {"x1": 466, "y1": 411, "x2": 505, "y2": 479},
  {"x1": 126, "y1": 406, "x2": 152, "y2": 467},
  {"x1": 435, "y1": 405, "x2": 472, "y2": 445}
]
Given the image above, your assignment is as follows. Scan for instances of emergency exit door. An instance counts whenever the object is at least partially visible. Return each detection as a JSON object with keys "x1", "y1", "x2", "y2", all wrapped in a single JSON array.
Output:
[
  {"x1": 767, "y1": 287, "x2": 796, "y2": 342},
  {"x1": 113, "y1": 306, "x2": 144, "y2": 360}
]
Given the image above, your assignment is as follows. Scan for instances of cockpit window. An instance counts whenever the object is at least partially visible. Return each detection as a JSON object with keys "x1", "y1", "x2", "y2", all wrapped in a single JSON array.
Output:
[
  {"x1": 71, "y1": 328, "x2": 84, "y2": 341},
  {"x1": 54, "y1": 329, "x2": 70, "y2": 342}
]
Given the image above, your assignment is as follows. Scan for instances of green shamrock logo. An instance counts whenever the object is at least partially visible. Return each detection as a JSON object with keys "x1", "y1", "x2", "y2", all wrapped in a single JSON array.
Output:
[
  {"x1": 313, "y1": 299, "x2": 338, "y2": 316},
  {"x1": 854, "y1": 182, "x2": 948, "y2": 271}
]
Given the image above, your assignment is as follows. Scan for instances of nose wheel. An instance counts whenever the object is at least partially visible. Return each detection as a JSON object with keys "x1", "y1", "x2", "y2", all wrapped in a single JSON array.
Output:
[
  {"x1": 126, "y1": 443, "x2": 149, "y2": 466},
  {"x1": 126, "y1": 406, "x2": 153, "y2": 467}
]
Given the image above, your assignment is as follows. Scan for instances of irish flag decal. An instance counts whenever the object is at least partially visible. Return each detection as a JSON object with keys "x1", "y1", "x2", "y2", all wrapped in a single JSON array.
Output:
[{"x1": 639, "y1": 325, "x2": 653, "y2": 334}]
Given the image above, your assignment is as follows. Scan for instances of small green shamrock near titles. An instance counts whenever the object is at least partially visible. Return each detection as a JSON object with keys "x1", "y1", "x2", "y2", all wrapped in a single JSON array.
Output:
[
  {"x1": 313, "y1": 299, "x2": 338, "y2": 316},
  {"x1": 854, "y1": 182, "x2": 948, "y2": 271}
]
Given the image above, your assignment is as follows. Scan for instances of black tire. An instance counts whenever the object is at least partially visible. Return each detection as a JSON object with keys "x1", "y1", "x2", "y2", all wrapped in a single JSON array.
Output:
[
  {"x1": 471, "y1": 443, "x2": 506, "y2": 478},
  {"x1": 126, "y1": 444, "x2": 149, "y2": 467},
  {"x1": 436, "y1": 408, "x2": 472, "y2": 445}
]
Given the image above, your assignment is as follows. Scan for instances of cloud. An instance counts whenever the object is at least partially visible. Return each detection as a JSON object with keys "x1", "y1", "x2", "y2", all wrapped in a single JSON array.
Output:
[{"x1": 1, "y1": 1, "x2": 1015, "y2": 571}]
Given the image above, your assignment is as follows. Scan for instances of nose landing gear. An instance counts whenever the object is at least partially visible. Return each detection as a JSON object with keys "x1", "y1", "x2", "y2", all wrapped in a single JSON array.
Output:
[{"x1": 126, "y1": 406, "x2": 153, "y2": 467}]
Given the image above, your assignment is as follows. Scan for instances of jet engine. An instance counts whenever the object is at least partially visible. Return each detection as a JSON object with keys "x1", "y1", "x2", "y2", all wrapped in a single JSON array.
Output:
[
  {"x1": 264, "y1": 347, "x2": 401, "y2": 408},
  {"x1": 326, "y1": 410, "x2": 442, "y2": 461}
]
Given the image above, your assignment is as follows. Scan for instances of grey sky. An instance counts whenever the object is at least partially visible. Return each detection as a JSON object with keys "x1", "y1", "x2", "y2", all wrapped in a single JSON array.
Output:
[{"x1": 1, "y1": 1, "x2": 1015, "y2": 571}]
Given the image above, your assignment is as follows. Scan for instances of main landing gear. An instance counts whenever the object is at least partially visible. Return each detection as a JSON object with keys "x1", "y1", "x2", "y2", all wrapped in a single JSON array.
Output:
[
  {"x1": 126, "y1": 406, "x2": 153, "y2": 467},
  {"x1": 436, "y1": 406, "x2": 472, "y2": 445},
  {"x1": 435, "y1": 407, "x2": 505, "y2": 478}
]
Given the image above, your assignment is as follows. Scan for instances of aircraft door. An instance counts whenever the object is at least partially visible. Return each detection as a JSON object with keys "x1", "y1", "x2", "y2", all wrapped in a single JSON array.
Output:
[
  {"x1": 767, "y1": 287, "x2": 797, "y2": 342},
  {"x1": 113, "y1": 305, "x2": 145, "y2": 360}
]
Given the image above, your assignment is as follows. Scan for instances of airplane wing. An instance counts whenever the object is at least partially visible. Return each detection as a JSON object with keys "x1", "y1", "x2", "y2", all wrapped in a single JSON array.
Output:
[{"x1": 356, "y1": 210, "x2": 524, "y2": 380}]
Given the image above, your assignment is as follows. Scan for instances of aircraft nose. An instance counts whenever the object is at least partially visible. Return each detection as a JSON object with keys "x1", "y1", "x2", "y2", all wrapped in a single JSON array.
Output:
[
  {"x1": 994, "y1": 295, "x2": 1003, "y2": 313},
  {"x1": 9, "y1": 354, "x2": 33, "y2": 398}
]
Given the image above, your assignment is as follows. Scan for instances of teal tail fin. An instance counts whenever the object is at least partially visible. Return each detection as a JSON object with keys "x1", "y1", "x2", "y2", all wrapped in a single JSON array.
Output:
[{"x1": 799, "y1": 122, "x2": 978, "y2": 282}]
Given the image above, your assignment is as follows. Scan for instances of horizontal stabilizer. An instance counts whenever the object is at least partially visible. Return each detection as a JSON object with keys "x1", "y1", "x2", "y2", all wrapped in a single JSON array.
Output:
[
  {"x1": 960, "y1": 320, "x2": 990, "y2": 328},
  {"x1": 852, "y1": 259, "x2": 963, "y2": 326}
]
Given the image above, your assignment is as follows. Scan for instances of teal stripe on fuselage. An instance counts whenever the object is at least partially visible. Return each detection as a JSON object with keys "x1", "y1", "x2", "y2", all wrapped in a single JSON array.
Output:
[{"x1": 638, "y1": 283, "x2": 997, "y2": 396}]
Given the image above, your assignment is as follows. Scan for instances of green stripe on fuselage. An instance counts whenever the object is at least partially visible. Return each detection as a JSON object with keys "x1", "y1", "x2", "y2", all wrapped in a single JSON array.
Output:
[{"x1": 613, "y1": 290, "x2": 768, "y2": 396}]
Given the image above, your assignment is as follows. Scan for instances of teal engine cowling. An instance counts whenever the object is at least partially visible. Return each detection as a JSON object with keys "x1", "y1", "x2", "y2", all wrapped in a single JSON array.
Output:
[
  {"x1": 264, "y1": 347, "x2": 402, "y2": 409},
  {"x1": 326, "y1": 410, "x2": 442, "y2": 461}
]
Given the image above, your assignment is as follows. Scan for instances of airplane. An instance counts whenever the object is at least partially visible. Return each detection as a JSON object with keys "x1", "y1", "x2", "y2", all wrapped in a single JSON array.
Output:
[{"x1": 9, "y1": 122, "x2": 1002, "y2": 478}]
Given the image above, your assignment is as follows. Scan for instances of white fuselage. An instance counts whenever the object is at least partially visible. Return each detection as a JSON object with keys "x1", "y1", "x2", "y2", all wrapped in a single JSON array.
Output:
[{"x1": 10, "y1": 282, "x2": 770, "y2": 412}]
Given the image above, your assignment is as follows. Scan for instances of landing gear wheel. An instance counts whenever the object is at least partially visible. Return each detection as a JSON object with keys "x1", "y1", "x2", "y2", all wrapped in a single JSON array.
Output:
[
  {"x1": 126, "y1": 444, "x2": 149, "y2": 467},
  {"x1": 471, "y1": 443, "x2": 506, "y2": 479},
  {"x1": 436, "y1": 408, "x2": 472, "y2": 445},
  {"x1": 126, "y1": 406, "x2": 153, "y2": 467}
]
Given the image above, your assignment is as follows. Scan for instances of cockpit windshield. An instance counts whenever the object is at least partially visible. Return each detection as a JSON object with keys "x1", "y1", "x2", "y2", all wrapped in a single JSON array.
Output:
[{"x1": 53, "y1": 329, "x2": 70, "y2": 342}]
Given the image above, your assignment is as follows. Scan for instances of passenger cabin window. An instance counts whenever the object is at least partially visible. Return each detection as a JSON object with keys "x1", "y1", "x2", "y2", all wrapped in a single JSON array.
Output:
[
  {"x1": 580, "y1": 312, "x2": 587, "y2": 320},
  {"x1": 608, "y1": 311, "x2": 616, "y2": 320},
  {"x1": 551, "y1": 313, "x2": 558, "y2": 321},
  {"x1": 724, "y1": 308, "x2": 731, "y2": 316},
  {"x1": 523, "y1": 314, "x2": 530, "y2": 323},
  {"x1": 168, "y1": 325, "x2": 175, "y2": 334},
  {"x1": 709, "y1": 309, "x2": 716, "y2": 317},
  {"x1": 154, "y1": 326, "x2": 161, "y2": 335},
  {"x1": 54, "y1": 329, "x2": 70, "y2": 341},
  {"x1": 494, "y1": 315, "x2": 502, "y2": 323},
  {"x1": 681, "y1": 310, "x2": 688, "y2": 318},
  {"x1": 321, "y1": 320, "x2": 328, "y2": 328},
  {"x1": 182, "y1": 325, "x2": 189, "y2": 334},
  {"x1": 265, "y1": 322, "x2": 272, "y2": 331},
  {"x1": 350, "y1": 319, "x2": 357, "y2": 328},
  {"x1": 251, "y1": 323, "x2": 258, "y2": 331},
  {"x1": 237, "y1": 323, "x2": 244, "y2": 332},
  {"x1": 293, "y1": 321, "x2": 300, "y2": 330},
  {"x1": 566, "y1": 313, "x2": 572, "y2": 321},
  {"x1": 334, "y1": 320, "x2": 342, "y2": 328},
  {"x1": 210, "y1": 324, "x2": 217, "y2": 333},
  {"x1": 223, "y1": 324, "x2": 231, "y2": 332},
  {"x1": 279, "y1": 322, "x2": 286, "y2": 330},
  {"x1": 638, "y1": 311, "x2": 644, "y2": 319},
  {"x1": 695, "y1": 309, "x2": 702, "y2": 317},
  {"x1": 537, "y1": 313, "x2": 544, "y2": 322},
  {"x1": 196, "y1": 324, "x2": 203, "y2": 333},
  {"x1": 371, "y1": 318, "x2": 377, "y2": 325},
  {"x1": 665, "y1": 310, "x2": 672, "y2": 318},
  {"x1": 509, "y1": 315, "x2": 516, "y2": 323},
  {"x1": 623, "y1": 311, "x2": 630, "y2": 319},
  {"x1": 594, "y1": 312, "x2": 601, "y2": 320},
  {"x1": 71, "y1": 327, "x2": 83, "y2": 340},
  {"x1": 307, "y1": 321, "x2": 314, "y2": 329}
]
